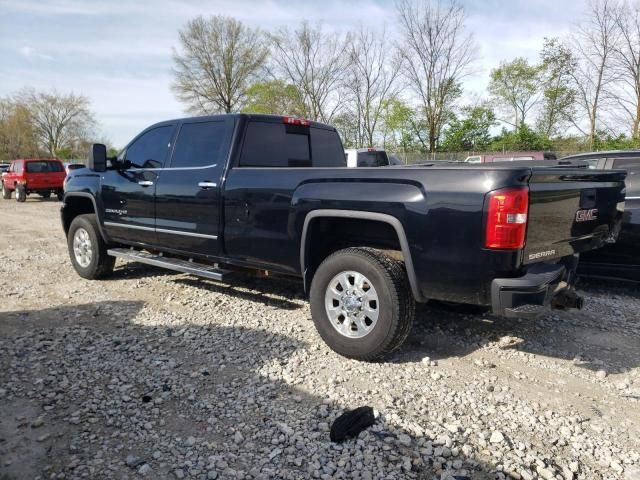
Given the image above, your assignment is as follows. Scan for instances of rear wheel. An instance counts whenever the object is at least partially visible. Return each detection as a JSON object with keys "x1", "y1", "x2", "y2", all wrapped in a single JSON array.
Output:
[
  {"x1": 56, "y1": 190, "x2": 64, "y2": 201},
  {"x1": 67, "y1": 214, "x2": 115, "y2": 279},
  {"x1": 310, "y1": 247, "x2": 415, "y2": 361},
  {"x1": 1, "y1": 182, "x2": 10, "y2": 199},
  {"x1": 15, "y1": 184, "x2": 26, "y2": 202}
]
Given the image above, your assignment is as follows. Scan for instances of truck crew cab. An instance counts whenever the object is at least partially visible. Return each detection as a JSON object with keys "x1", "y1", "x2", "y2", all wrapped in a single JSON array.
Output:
[{"x1": 62, "y1": 114, "x2": 626, "y2": 360}]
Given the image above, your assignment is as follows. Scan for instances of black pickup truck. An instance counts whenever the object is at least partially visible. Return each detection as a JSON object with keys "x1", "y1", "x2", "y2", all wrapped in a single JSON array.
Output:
[{"x1": 61, "y1": 114, "x2": 626, "y2": 360}]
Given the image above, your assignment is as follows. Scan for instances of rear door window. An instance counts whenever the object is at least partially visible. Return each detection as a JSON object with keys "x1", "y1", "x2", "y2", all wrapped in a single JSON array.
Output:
[
  {"x1": 239, "y1": 122, "x2": 345, "y2": 168},
  {"x1": 310, "y1": 128, "x2": 345, "y2": 167},
  {"x1": 170, "y1": 120, "x2": 232, "y2": 168}
]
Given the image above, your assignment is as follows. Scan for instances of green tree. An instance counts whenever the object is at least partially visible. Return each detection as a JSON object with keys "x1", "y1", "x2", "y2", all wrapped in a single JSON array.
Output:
[
  {"x1": 537, "y1": 38, "x2": 576, "y2": 137},
  {"x1": 380, "y1": 98, "x2": 419, "y2": 152},
  {"x1": 441, "y1": 105, "x2": 496, "y2": 151},
  {"x1": 489, "y1": 123, "x2": 551, "y2": 151},
  {"x1": 593, "y1": 131, "x2": 640, "y2": 150},
  {"x1": 488, "y1": 57, "x2": 541, "y2": 130},
  {"x1": 0, "y1": 97, "x2": 42, "y2": 160},
  {"x1": 332, "y1": 111, "x2": 359, "y2": 148},
  {"x1": 242, "y1": 80, "x2": 305, "y2": 116}
]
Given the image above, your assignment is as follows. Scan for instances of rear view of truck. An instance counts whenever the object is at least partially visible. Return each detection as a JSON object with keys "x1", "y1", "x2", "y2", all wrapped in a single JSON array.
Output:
[{"x1": 488, "y1": 166, "x2": 626, "y2": 317}]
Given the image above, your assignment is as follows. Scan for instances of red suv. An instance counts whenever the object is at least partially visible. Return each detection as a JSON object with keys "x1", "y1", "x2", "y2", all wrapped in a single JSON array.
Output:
[{"x1": 1, "y1": 158, "x2": 66, "y2": 202}]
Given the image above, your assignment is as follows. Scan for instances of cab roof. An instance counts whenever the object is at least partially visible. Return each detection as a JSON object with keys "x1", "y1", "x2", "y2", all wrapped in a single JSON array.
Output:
[{"x1": 154, "y1": 113, "x2": 336, "y2": 131}]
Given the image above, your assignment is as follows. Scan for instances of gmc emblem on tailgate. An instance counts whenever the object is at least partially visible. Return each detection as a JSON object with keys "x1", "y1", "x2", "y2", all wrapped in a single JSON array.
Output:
[{"x1": 575, "y1": 208, "x2": 598, "y2": 222}]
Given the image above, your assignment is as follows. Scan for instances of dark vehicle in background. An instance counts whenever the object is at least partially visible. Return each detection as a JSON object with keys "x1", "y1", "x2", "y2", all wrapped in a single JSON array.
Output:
[
  {"x1": 64, "y1": 162, "x2": 85, "y2": 174},
  {"x1": 388, "y1": 154, "x2": 404, "y2": 165},
  {"x1": 2, "y1": 158, "x2": 66, "y2": 202},
  {"x1": 62, "y1": 114, "x2": 625, "y2": 360},
  {"x1": 0, "y1": 163, "x2": 9, "y2": 174},
  {"x1": 465, "y1": 152, "x2": 557, "y2": 163},
  {"x1": 561, "y1": 150, "x2": 640, "y2": 281}
]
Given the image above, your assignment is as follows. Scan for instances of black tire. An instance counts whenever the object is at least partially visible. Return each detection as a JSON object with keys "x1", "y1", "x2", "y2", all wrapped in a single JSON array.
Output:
[
  {"x1": 39, "y1": 191, "x2": 51, "y2": 199},
  {"x1": 67, "y1": 214, "x2": 115, "y2": 279},
  {"x1": 309, "y1": 247, "x2": 415, "y2": 361},
  {"x1": 15, "y1": 184, "x2": 26, "y2": 202},
  {"x1": 56, "y1": 190, "x2": 64, "y2": 201},
  {"x1": 1, "y1": 182, "x2": 10, "y2": 200}
]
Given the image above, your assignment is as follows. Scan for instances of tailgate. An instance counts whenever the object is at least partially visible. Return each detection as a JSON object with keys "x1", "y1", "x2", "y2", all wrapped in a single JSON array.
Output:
[
  {"x1": 26, "y1": 172, "x2": 65, "y2": 189},
  {"x1": 524, "y1": 168, "x2": 626, "y2": 264}
]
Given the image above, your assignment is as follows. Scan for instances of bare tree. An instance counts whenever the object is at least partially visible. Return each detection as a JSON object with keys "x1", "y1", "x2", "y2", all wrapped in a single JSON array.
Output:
[
  {"x1": 569, "y1": 0, "x2": 621, "y2": 147},
  {"x1": 172, "y1": 15, "x2": 269, "y2": 114},
  {"x1": 269, "y1": 22, "x2": 349, "y2": 123},
  {"x1": 396, "y1": 0, "x2": 478, "y2": 153},
  {"x1": 20, "y1": 90, "x2": 96, "y2": 157},
  {"x1": 346, "y1": 26, "x2": 401, "y2": 147},
  {"x1": 613, "y1": 2, "x2": 640, "y2": 139}
]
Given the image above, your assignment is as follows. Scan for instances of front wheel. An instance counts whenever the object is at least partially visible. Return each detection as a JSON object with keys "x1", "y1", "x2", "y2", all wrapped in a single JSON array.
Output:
[
  {"x1": 1, "y1": 182, "x2": 11, "y2": 199},
  {"x1": 15, "y1": 184, "x2": 26, "y2": 202},
  {"x1": 67, "y1": 214, "x2": 115, "y2": 279},
  {"x1": 309, "y1": 247, "x2": 415, "y2": 361}
]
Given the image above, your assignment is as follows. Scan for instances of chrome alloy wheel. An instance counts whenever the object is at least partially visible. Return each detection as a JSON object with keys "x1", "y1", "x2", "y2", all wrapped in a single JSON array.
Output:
[
  {"x1": 73, "y1": 227, "x2": 93, "y2": 268},
  {"x1": 324, "y1": 270, "x2": 380, "y2": 338}
]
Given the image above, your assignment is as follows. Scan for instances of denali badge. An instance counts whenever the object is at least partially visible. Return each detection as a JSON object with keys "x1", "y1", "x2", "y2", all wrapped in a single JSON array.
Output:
[
  {"x1": 528, "y1": 249, "x2": 556, "y2": 260},
  {"x1": 575, "y1": 208, "x2": 598, "y2": 222}
]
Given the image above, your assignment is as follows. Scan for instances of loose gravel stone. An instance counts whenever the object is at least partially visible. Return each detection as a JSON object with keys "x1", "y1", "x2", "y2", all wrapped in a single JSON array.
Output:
[{"x1": 489, "y1": 431, "x2": 505, "y2": 444}]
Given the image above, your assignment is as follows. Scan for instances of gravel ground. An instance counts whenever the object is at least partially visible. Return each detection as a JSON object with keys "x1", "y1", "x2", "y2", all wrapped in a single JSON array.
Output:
[{"x1": 1, "y1": 198, "x2": 639, "y2": 480}]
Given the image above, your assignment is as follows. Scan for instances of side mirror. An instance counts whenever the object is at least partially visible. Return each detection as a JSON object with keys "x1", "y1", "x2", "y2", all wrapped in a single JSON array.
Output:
[{"x1": 87, "y1": 143, "x2": 107, "y2": 172}]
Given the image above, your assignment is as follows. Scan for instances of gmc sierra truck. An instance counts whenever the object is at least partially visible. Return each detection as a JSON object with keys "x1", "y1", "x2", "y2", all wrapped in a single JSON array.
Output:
[{"x1": 61, "y1": 114, "x2": 626, "y2": 360}]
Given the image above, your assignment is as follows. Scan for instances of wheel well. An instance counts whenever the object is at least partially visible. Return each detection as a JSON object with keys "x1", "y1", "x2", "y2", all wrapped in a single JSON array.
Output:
[
  {"x1": 62, "y1": 196, "x2": 96, "y2": 234},
  {"x1": 303, "y1": 217, "x2": 403, "y2": 289}
]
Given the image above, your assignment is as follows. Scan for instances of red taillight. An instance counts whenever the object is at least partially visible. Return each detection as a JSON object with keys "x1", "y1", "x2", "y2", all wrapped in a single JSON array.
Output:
[
  {"x1": 283, "y1": 116, "x2": 310, "y2": 126},
  {"x1": 485, "y1": 187, "x2": 529, "y2": 249}
]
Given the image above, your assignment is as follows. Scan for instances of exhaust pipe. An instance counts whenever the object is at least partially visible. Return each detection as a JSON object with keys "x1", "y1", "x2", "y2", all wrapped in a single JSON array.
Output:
[{"x1": 551, "y1": 288, "x2": 584, "y2": 310}]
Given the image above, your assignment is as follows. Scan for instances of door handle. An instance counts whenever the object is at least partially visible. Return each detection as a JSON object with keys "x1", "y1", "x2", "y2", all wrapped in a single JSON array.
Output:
[
  {"x1": 198, "y1": 181, "x2": 217, "y2": 189},
  {"x1": 138, "y1": 180, "x2": 154, "y2": 187}
]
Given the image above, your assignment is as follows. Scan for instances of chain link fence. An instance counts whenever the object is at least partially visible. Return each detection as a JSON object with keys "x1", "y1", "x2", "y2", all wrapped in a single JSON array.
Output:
[{"x1": 391, "y1": 149, "x2": 606, "y2": 165}]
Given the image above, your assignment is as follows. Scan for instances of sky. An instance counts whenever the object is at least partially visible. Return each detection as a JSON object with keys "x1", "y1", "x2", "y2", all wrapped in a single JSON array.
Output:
[{"x1": 0, "y1": 0, "x2": 587, "y2": 148}]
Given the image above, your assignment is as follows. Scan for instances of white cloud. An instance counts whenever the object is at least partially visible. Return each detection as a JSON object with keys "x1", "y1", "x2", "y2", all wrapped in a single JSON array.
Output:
[{"x1": 18, "y1": 45, "x2": 53, "y2": 61}]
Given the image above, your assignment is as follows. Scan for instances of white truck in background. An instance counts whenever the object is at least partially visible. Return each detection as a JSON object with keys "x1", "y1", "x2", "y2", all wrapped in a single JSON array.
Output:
[{"x1": 345, "y1": 148, "x2": 403, "y2": 167}]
